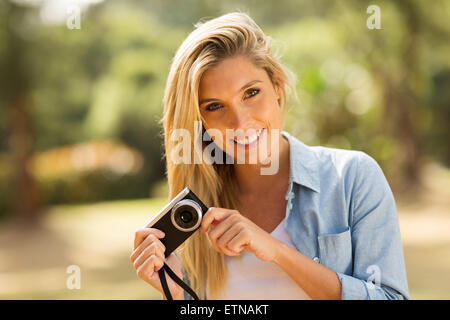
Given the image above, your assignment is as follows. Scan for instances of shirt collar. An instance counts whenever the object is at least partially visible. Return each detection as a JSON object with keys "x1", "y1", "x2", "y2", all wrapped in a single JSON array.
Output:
[{"x1": 281, "y1": 130, "x2": 321, "y2": 193}]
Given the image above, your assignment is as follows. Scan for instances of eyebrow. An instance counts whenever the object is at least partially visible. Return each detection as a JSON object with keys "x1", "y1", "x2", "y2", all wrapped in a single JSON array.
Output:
[{"x1": 199, "y1": 80, "x2": 262, "y2": 106}]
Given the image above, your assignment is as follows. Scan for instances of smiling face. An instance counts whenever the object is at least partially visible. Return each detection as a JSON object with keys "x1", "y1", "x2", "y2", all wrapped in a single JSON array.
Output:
[{"x1": 198, "y1": 55, "x2": 284, "y2": 164}]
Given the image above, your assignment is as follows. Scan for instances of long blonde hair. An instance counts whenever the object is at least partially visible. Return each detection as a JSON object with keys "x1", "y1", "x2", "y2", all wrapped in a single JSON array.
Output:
[{"x1": 160, "y1": 11, "x2": 295, "y2": 299}]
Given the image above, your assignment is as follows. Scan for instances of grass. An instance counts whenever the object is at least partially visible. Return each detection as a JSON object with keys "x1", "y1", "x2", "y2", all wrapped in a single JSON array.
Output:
[
  {"x1": 0, "y1": 197, "x2": 168, "y2": 300},
  {"x1": 0, "y1": 162, "x2": 449, "y2": 299}
]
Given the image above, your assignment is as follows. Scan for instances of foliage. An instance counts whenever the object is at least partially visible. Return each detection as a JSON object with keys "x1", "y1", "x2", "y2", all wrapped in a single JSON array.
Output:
[{"x1": 0, "y1": 0, "x2": 449, "y2": 218}]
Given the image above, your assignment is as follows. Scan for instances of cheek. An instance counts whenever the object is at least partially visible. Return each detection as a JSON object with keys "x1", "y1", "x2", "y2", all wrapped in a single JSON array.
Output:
[
  {"x1": 200, "y1": 111, "x2": 223, "y2": 133},
  {"x1": 257, "y1": 95, "x2": 283, "y2": 126}
]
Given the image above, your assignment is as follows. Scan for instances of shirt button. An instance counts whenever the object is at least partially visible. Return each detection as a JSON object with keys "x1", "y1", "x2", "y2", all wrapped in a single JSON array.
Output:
[
  {"x1": 286, "y1": 202, "x2": 293, "y2": 212},
  {"x1": 285, "y1": 188, "x2": 294, "y2": 199},
  {"x1": 313, "y1": 257, "x2": 320, "y2": 263}
]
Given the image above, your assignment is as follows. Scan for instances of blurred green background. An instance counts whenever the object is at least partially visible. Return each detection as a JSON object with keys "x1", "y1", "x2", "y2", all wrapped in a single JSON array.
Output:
[{"x1": 0, "y1": 0, "x2": 449, "y2": 299}]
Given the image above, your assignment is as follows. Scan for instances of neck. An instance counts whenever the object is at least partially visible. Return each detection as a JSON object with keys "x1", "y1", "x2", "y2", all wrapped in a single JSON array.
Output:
[{"x1": 233, "y1": 134, "x2": 290, "y2": 196}]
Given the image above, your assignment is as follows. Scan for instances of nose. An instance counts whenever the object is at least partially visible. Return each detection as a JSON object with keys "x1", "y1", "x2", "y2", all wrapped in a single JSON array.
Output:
[{"x1": 227, "y1": 102, "x2": 253, "y2": 132}]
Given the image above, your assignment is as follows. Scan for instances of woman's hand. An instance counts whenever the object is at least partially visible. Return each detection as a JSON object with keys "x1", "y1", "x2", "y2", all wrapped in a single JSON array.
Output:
[
  {"x1": 130, "y1": 228, "x2": 184, "y2": 300},
  {"x1": 201, "y1": 207, "x2": 283, "y2": 262}
]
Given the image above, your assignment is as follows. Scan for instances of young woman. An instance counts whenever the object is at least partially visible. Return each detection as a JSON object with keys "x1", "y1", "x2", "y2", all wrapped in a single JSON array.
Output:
[{"x1": 130, "y1": 12, "x2": 410, "y2": 300}]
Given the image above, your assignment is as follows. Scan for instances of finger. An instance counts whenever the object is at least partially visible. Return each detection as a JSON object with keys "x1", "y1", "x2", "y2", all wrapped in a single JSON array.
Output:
[
  {"x1": 201, "y1": 207, "x2": 235, "y2": 233},
  {"x1": 133, "y1": 242, "x2": 165, "y2": 269},
  {"x1": 208, "y1": 212, "x2": 241, "y2": 245},
  {"x1": 216, "y1": 223, "x2": 245, "y2": 255},
  {"x1": 134, "y1": 227, "x2": 165, "y2": 250},
  {"x1": 131, "y1": 233, "x2": 163, "y2": 263},
  {"x1": 131, "y1": 233, "x2": 166, "y2": 262},
  {"x1": 227, "y1": 229, "x2": 251, "y2": 253},
  {"x1": 136, "y1": 255, "x2": 164, "y2": 280}
]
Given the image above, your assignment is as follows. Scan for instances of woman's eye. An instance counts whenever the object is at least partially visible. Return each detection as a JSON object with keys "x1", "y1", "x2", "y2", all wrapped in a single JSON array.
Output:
[
  {"x1": 244, "y1": 88, "x2": 260, "y2": 99},
  {"x1": 205, "y1": 103, "x2": 222, "y2": 112}
]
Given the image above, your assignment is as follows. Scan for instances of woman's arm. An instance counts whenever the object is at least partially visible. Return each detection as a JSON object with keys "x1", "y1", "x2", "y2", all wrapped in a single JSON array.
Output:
[
  {"x1": 274, "y1": 152, "x2": 410, "y2": 300},
  {"x1": 272, "y1": 241, "x2": 342, "y2": 299},
  {"x1": 334, "y1": 152, "x2": 410, "y2": 300},
  {"x1": 201, "y1": 208, "x2": 342, "y2": 299}
]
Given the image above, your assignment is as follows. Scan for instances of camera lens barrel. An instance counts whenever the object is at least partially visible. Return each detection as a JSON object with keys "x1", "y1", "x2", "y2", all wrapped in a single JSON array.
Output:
[{"x1": 170, "y1": 199, "x2": 203, "y2": 232}]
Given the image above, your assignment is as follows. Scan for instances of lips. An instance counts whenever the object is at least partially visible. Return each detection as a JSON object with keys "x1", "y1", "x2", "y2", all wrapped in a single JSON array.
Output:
[{"x1": 232, "y1": 128, "x2": 265, "y2": 146}]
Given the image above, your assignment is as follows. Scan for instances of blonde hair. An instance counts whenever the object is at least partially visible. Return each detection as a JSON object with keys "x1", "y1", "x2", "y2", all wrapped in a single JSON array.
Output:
[{"x1": 160, "y1": 11, "x2": 295, "y2": 299}]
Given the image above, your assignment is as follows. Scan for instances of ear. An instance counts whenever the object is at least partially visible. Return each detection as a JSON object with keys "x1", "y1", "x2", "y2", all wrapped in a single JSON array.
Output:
[{"x1": 274, "y1": 83, "x2": 282, "y2": 104}]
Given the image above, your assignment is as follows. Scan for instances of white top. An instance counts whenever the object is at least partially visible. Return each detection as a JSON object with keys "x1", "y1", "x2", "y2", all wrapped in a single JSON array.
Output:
[{"x1": 209, "y1": 219, "x2": 311, "y2": 300}]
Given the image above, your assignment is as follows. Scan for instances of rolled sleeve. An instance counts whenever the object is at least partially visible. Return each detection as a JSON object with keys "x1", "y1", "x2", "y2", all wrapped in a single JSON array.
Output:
[
  {"x1": 338, "y1": 152, "x2": 410, "y2": 300},
  {"x1": 336, "y1": 272, "x2": 407, "y2": 300}
]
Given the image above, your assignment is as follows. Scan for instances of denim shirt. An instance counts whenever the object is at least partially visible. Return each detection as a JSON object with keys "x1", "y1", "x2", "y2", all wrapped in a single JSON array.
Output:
[{"x1": 182, "y1": 130, "x2": 410, "y2": 300}]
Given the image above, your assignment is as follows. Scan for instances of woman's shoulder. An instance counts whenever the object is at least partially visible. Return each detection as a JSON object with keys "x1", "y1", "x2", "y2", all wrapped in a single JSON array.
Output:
[
  {"x1": 312, "y1": 145, "x2": 386, "y2": 193},
  {"x1": 284, "y1": 131, "x2": 387, "y2": 196},
  {"x1": 311, "y1": 144, "x2": 363, "y2": 169},
  {"x1": 283, "y1": 130, "x2": 365, "y2": 162}
]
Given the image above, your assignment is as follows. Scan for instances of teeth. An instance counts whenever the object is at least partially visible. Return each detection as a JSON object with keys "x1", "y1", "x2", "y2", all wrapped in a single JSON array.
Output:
[{"x1": 234, "y1": 129, "x2": 263, "y2": 145}]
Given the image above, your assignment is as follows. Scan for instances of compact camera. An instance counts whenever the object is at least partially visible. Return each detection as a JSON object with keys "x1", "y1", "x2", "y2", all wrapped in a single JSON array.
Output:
[{"x1": 144, "y1": 187, "x2": 208, "y2": 257}]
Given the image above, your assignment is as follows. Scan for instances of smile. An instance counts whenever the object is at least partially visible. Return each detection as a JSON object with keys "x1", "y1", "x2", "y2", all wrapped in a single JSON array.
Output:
[{"x1": 232, "y1": 128, "x2": 265, "y2": 148}]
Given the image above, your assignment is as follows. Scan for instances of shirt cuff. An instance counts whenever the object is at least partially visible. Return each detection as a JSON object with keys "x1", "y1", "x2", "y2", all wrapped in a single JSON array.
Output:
[{"x1": 336, "y1": 272, "x2": 370, "y2": 300}]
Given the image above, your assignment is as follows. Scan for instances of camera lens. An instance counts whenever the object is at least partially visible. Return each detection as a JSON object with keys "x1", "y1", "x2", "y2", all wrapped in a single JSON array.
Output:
[
  {"x1": 180, "y1": 211, "x2": 193, "y2": 224},
  {"x1": 174, "y1": 206, "x2": 197, "y2": 229},
  {"x1": 171, "y1": 199, "x2": 202, "y2": 232}
]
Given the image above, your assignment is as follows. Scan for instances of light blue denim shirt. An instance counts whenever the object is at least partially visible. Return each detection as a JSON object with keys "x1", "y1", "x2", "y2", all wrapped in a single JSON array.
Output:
[{"x1": 182, "y1": 130, "x2": 410, "y2": 300}]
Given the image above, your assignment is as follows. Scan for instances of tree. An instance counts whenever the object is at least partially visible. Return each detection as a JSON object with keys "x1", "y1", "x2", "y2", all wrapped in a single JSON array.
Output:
[{"x1": 1, "y1": 1, "x2": 40, "y2": 223}]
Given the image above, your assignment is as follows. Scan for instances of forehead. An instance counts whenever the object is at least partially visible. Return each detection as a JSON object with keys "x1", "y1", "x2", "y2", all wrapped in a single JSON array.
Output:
[{"x1": 198, "y1": 56, "x2": 268, "y2": 98}]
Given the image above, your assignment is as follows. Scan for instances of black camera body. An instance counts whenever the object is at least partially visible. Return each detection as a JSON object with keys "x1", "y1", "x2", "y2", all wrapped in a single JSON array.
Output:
[{"x1": 144, "y1": 187, "x2": 208, "y2": 257}]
